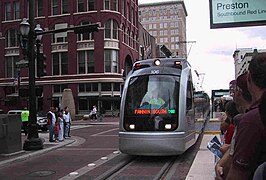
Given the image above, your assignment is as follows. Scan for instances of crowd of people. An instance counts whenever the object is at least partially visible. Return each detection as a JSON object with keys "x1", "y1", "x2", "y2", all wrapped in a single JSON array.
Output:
[
  {"x1": 47, "y1": 106, "x2": 72, "y2": 143},
  {"x1": 214, "y1": 53, "x2": 266, "y2": 180}
]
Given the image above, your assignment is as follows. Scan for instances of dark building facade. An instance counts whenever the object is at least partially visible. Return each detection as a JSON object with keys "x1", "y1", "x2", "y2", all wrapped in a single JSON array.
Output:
[{"x1": 0, "y1": 0, "x2": 140, "y2": 116}]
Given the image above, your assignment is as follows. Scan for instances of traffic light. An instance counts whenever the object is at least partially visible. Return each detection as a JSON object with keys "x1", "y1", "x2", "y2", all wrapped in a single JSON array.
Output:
[
  {"x1": 37, "y1": 53, "x2": 47, "y2": 77},
  {"x1": 74, "y1": 23, "x2": 99, "y2": 34}
]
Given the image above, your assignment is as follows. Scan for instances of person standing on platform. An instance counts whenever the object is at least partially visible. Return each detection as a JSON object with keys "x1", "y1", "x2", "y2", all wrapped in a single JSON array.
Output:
[
  {"x1": 63, "y1": 106, "x2": 71, "y2": 138},
  {"x1": 226, "y1": 53, "x2": 266, "y2": 180},
  {"x1": 215, "y1": 72, "x2": 253, "y2": 180}
]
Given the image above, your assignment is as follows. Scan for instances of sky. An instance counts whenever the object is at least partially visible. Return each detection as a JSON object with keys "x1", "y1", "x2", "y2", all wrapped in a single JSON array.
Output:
[{"x1": 138, "y1": 0, "x2": 266, "y2": 96}]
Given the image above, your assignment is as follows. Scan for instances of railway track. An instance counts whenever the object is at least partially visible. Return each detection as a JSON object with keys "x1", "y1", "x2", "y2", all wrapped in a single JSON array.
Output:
[
  {"x1": 74, "y1": 122, "x2": 207, "y2": 180},
  {"x1": 68, "y1": 114, "x2": 209, "y2": 180}
]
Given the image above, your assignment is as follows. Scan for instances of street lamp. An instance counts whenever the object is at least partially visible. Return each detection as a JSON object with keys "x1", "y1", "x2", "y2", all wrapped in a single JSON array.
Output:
[
  {"x1": 20, "y1": 18, "x2": 30, "y2": 36},
  {"x1": 19, "y1": 18, "x2": 43, "y2": 150},
  {"x1": 19, "y1": 18, "x2": 30, "y2": 56},
  {"x1": 35, "y1": 24, "x2": 43, "y2": 41}
]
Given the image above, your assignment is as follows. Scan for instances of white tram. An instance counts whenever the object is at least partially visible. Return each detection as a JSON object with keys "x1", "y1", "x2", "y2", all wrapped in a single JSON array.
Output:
[{"x1": 119, "y1": 58, "x2": 201, "y2": 156}]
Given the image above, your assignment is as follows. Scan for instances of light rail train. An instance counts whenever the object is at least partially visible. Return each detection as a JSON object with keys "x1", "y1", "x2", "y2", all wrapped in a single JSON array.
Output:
[{"x1": 119, "y1": 58, "x2": 209, "y2": 156}]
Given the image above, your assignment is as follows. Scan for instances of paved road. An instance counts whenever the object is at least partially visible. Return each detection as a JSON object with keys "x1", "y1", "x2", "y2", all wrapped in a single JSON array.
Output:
[
  {"x1": 0, "y1": 122, "x2": 119, "y2": 180},
  {"x1": 0, "y1": 116, "x2": 221, "y2": 179}
]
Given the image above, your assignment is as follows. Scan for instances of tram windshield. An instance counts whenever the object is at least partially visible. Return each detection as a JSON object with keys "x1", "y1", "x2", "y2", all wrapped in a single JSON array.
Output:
[{"x1": 124, "y1": 74, "x2": 180, "y2": 131}]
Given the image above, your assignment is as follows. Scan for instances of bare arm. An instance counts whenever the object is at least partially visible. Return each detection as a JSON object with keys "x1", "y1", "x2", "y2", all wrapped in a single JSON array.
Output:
[{"x1": 215, "y1": 148, "x2": 232, "y2": 180}]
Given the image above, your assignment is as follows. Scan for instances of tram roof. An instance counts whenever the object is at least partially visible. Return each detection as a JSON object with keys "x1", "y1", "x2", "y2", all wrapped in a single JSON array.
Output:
[{"x1": 132, "y1": 58, "x2": 190, "y2": 71}]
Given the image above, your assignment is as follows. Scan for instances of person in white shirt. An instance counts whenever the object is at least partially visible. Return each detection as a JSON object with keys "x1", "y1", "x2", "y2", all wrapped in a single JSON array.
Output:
[
  {"x1": 47, "y1": 107, "x2": 56, "y2": 142},
  {"x1": 63, "y1": 106, "x2": 71, "y2": 138},
  {"x1": 91, "y1": 105, "x2": 97, "y2": 120}
]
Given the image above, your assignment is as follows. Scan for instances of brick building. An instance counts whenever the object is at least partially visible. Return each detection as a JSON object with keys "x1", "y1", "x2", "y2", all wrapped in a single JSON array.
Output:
[{"x1": 0, "y1": 0, "x2": 140, "y2": 116}]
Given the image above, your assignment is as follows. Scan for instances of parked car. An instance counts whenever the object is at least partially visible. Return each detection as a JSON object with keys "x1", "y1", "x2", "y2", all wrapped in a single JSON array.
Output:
[{"x1": 7, "y1": 110, "x2": 48, "y2": 131}]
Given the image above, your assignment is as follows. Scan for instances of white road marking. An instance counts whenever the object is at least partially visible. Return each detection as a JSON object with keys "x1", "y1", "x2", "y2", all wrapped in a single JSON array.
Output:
[
  {"x1": 58, "y1": 151, "x2": 121, "y2": 180},
  {"x1": 91, "y1": 128, "x2": 119, "y2": 136}
]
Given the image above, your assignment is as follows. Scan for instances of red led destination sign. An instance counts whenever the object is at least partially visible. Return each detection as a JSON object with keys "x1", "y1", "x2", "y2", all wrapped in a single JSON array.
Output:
[{"x1": 134, "y1": 109, "x2": 176, "y2": 115}]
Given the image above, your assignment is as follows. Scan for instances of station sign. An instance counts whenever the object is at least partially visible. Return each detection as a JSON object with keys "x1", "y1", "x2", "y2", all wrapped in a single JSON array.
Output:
[{"x1": 209, "y1": 0, "x2": 266, "y2": 28}]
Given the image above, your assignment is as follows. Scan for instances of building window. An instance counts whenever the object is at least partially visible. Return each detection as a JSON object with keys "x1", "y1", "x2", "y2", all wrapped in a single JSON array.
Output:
[
  {"x1": 104, "y1": 0, "x2": 110, "y2": 10},
  {"x1": 53, "y1": 84, "x2": 68, "y2": 93},
  {"x1": 121, "y1": 0, "x2": 124, "y2": 15},
  {"x1": 104, "y1": 19, "x2": 118, "y2": 40},
  {"x1": 78, "y1": 97, "x2": 88, "y2": 110},
  {"x1": 37, "y1": 0, "x2": 44, "y2": 17},
  {"x1": 77, "y1": 21, "x2": 94, "y2": 41},
  {"x1": 127, "y1": 29, "x2": 130, "y2": 46},
  {"x1": 79, "y1": 83, "x2": 98, "y2": 92},
  {"x1": 14, "y1": 1, "x2": 20, "y2": 19},
  {"x1": 88, "y1": 0, "x2": 95, "y2": 11},
  {"x1": 4, "y1": 2, "x2": 12, "y2": 21},
  {"x1": 127, "y1": 3, "x2": 130, "y2": 19},
  {"x1": 121, "y1": 25, "x2": 124, "y2": 42},
  {"x1": 78, "y1": 50, "x2": 94, "y2": 74},
  {"x1": 5, "y1": 29, "x2": 19, "y2": 47},
  {"x1": 104, "y1": 50, "x2": 118, "y2": 73},
  {"x1": 101, "y1": 82, "x2": 111, "y2": 91},
  {"x1": 131, "y1": 7, "x2": 134, "y2": 22},
  {"x1": 124, "y1": 27, "x2": 127, "y2": 44},
  {"x1": 77, "y1": 0, "x2": 84, "y2": 12},
  {"x1": 5, "y1": 56, "x2": 19, "y2": 78},
  {"x1": 78, "y1": 98, "x2": 94, "y2": 111},
  {"x1": 113, "y1": 0, "x2": 118, "y2": 11},
  {"x1": 130, "y1": 31, "x2": 134, "y2": 47},
  {"x1": 62, "y1": 0, "x2": 69, "y2": 14},
  {"x1": 53, "y1": 23, "x2": 68, "y2": 43},
  {"x1": 52, "y1": 0, "x2": 59, "y2": 15},
  {"x1": 113, "y1": 82, "x2": 120, "y2": 91},
  {"x1": 52, "y1": 52, "x2": 68, "y2": 75}
]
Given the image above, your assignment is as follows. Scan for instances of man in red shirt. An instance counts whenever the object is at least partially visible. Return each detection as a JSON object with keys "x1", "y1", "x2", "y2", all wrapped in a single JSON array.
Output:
[{"x1": 226, "y1": 53, "x2": 266, "y2": 180}]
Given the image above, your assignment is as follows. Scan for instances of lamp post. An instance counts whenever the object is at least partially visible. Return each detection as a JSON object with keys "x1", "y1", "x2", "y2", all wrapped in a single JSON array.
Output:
[{"x1": 19, "y1": 13, "x2": 43, "y2": 150}]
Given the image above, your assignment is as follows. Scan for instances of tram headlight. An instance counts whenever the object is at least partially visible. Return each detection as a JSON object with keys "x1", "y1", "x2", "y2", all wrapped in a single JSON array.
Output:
[
  {"x1": 174, "y1": 61, "x2": 182, "y2": 69},
  {"x1": 129, "y1": 124, "x2": 135, "y2": 130},
  {"x1": 154, "y1": 59, "x2": 161, "y2": 66},
  {"x1": 165, "y1": 124, "x2": 172, "y2": 130}
]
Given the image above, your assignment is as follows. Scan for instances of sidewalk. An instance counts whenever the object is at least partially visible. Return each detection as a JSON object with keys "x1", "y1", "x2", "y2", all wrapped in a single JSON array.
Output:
[
  {"x1": 0, "y1": 131, "x2": 75, "y2": 169},
  {"x1": 186, "y1": 134, "x2": 219, "y2": 180}
]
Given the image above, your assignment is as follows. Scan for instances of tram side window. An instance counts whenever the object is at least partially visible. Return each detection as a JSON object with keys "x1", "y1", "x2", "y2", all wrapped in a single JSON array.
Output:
[{"x1": 186, "y1": 80, "x2": 193, "y2": 110}]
